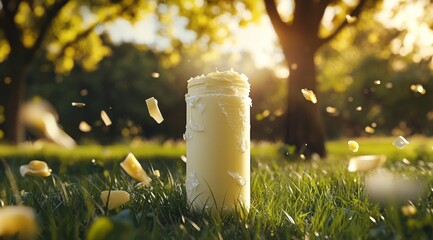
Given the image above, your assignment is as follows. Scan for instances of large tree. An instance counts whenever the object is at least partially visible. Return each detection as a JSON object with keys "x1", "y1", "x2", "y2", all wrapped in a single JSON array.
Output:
[{"x1": 264, "y1": 0, "x2": 368, "y2": 157}]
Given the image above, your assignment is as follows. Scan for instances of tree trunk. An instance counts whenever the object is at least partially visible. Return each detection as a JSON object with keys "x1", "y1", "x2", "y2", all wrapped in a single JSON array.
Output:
[
  {"x1": 1, "y1": 57, "x2": 28, "y2": 144},
  {"x1": 283, "y1": 42, "x2": 326, "y2": 157}
]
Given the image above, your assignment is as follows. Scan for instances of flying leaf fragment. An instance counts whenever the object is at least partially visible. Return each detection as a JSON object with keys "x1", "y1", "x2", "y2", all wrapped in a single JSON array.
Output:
[
  {"x1": 0, "y1": 206, "x2": 40, "y2": 239},
  {"x1": 145, "y1": 97, "x2": 164, "y2": 123},
  {"x1": 151, "y1": 72, "x2": 160, "y2": 78},
  {"x1": 101, "y1": 190, "x2": 130, "y2": 210},
  {"x1": 20, "y1": 160, "x2": 52, "y2": 177},
  {"x1": 19, "y1": 101, "x2": 76, "y2": 148},
  {"x1": 365, "y1": 126, "x2": 375, "y2": 134},
  {"x1": 326, "y1": 106, "x2": 337, "y2": 114},
  {"x1": 301, "y1": 89, "x2": 317, "y2": 104},
  {"x1": 72, "y1": 102, "x2": 86, "y2": 108},
  {"x1": 100, "y1": 110, "x2": 112, "y2": 126},
  {"x1": 79, "y1": 121, "x2": 92, "y2": 132},
  {"x1": 348, "y1": 140, "x2": 359, "y2": 152},
  {"x1": 120, "y1": 153, "x2": 151, "y2": 186},
  {"x1": 393, "y1": 136, "x2": 409, "y2": 149}
]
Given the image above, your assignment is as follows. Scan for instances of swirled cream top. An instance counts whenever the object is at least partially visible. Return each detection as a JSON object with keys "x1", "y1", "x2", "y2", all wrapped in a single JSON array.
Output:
[{"x1": 187, "y1": 69, "x2": 250, "y2": 96}]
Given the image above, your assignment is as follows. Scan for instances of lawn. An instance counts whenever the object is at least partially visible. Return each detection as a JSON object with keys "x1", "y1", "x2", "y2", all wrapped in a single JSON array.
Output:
[{"x1": 1, "y1": 137, "x2": 433, "y2": 239}]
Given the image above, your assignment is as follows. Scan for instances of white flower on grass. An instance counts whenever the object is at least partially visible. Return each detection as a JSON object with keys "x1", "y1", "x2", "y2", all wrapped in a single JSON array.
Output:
[
  {"x1": 348, "y1": 140, "x2": 359, "y2": 152},
  {"x1": 348, "y1": 155, "x2": 386, "y2": 172},
  {"x1": 101, "y1": 190, "x2": 130, "y2": 210},
  {"x1": 301, "y1": 89, "x2": 317, "y2": 104},
  {"x1": 120, "y1": 153, "x2": 151, "y2": 186},
  {"x1": 0, "y1": 206, "x2": 40, "y2": 239},
  {"x1": 20, "y1": 160, "x2": 52, "y2": 177}
]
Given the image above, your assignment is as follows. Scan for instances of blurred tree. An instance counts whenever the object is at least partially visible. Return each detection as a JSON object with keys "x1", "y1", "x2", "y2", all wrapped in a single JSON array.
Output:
[
  {"x1": 264, "y1": 0, "x2": 371, "y2": 157},
  {"x1": 0, "y1": 0, "x2": 151, "y2": 143},
  {"x1": 0, "y1": 0, "x2": 260, "y2": 144},
  {"x1": 317, "y1": 3, "x2": 433, "y2": 139}
]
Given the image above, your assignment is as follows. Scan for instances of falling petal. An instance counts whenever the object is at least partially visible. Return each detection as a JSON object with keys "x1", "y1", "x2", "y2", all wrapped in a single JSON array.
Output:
[
  {"x1": 151, "y1": 72, "x2": 160, "y2": 78},
  {"x1": 101, "y1": 190, "x2": 130, "y2": 210},
  {"x1": 180, "y1": 155, "x2": 187, "y2": 163},
  {"x1": 301, "y1": 89, "x2": 317, "y2": 104},
  {"x1": 402, "y1": 158, "x2": 411, "y2": 165},
  {"x1": 101, "y1": 110, "x2": 112, "y2": 126},
  {"x1": 326, "y1": 106, "x2": 337, "y2": 114},
  {"x1": 20, "y1": 160, "x2": 52, "y2": 177},
  {"x1": 120, "y1": 153, "x2": 151, "y2": 186},
  {"x1": 146, "y1": 97, "x2": 164, "y2": 124},
  {"x1": 71, "y1": 102, "x2": 86, "y2": 108},
  {"x1": 79, "y1": 121, "x2": 92, "y2": 132},
  {"x1": 348, "y1": 155, "x2": 386, "y2": 172},
  {"x1": 365, "y1": 126, "x2": 375, "y2": 134},
  {"x1": 393, "y1": 136, "x2": 409, "y2": 149},
  {"x1": 348, "y1": 140, "x2": 359, "y2": 152},
  {"x1": 19, "y1": 101, "x2": 76, "y2": 148}
]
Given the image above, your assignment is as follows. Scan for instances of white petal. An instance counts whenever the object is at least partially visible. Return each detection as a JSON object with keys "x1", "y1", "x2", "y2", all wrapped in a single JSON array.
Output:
[
  {"x1": 146, "y1": 97, "x2": 164, "y2": 124},
  {"x1": 120, "y1": 153, "x2": 151, "y2": 186},
  {"x1": 101, "y1": 190, "x2": 130, "y2": 210},
  {"x1": 100, "y1": 110, "x2": 112, "y2": 126}
]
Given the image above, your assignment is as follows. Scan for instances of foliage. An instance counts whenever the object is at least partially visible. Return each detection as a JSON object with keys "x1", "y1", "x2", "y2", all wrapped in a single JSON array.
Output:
[{"x1": 1, "y1": 140, "x2": 433, "y2": 239}]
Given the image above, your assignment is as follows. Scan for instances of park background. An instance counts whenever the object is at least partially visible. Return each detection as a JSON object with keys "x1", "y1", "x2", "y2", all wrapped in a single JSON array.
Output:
[
  {"x1": 2, "y1": 0, "x2": 433, "y2": 239},
  {"x1": 1, "y1": 0, "x2": 433, "y2": 151}
]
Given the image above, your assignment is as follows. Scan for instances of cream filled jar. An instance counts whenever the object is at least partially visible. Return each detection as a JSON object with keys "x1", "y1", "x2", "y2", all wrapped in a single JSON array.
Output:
[{"x1": 185, "y1": 69, "x2": 251, "y2": 211}]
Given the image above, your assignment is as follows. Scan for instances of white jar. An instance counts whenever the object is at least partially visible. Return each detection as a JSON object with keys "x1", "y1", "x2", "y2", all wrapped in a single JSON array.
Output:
[{"x1": 185, "y1": 69, "x2": 251, "y2": 212}]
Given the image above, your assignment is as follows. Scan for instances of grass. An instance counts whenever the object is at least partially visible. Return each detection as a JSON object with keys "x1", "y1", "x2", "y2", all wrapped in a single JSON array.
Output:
[{"x1": 1, "y1": 137, "x2": 433, "y2": 239}]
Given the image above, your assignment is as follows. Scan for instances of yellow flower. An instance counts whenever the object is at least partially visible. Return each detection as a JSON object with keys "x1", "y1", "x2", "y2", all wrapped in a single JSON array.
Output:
[
  {"x1": 0, "y1": 206, "x2": 39, "y2": 239},
  {"x1": 20, "y1": 160, "x2": 52, "y2": 177}
]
